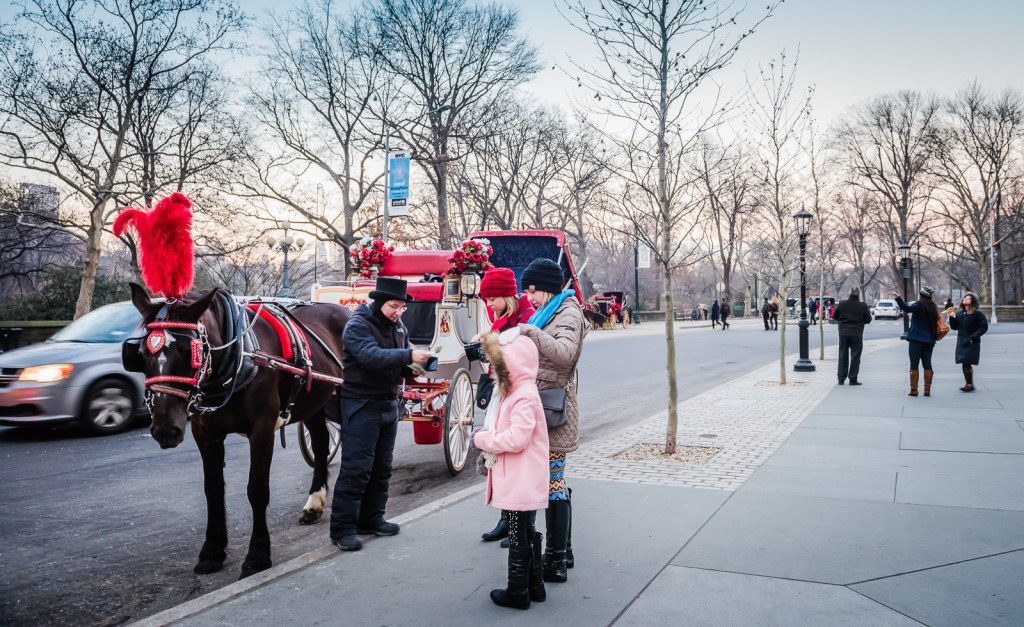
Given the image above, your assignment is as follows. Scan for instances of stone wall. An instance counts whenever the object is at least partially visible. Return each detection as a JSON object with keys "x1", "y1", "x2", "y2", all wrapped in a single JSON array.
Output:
[
  {"x1": 994, "y1": 306, "x2": 1024, "y2": 322},
  {"x1": 0, "y1": 321, "x2": 70, "y2": 351}
]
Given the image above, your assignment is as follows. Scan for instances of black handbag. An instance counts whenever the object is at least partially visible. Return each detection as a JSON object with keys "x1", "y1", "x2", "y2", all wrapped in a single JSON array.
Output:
[
  {"x1": 475, "y1": 372, "x2": 495, "y2": 410},
  {"x1": 539, "y1": 388, "x2": 568, "y2": 429}
]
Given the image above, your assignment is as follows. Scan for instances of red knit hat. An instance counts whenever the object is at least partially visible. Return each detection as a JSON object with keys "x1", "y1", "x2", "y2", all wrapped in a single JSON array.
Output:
[{"x1": 479, "y1": 267, "x2": 518, "y2": 298}]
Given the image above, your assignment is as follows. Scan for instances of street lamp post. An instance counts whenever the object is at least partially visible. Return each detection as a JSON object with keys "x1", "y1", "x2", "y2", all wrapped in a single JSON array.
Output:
[
  {"x1": 267, "y1": 220, "x2": 305, "y2": 298},
  {"x1": 794, "y1": 209, "x2": 815, "y2": 372},
  {"x1": 898, "y1": 241, "x2": 912, "y2": 339}
]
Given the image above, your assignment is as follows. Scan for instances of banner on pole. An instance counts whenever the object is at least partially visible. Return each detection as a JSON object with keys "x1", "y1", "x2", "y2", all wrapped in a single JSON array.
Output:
[
  {"x1": 637, "y1": 241, "x2": 651, "y2": 269},
  {"x1": 387, "y1": 151, "x2": 411, "y2": 217}
]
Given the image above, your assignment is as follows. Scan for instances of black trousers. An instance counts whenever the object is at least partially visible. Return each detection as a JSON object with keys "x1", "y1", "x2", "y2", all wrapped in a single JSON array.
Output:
[
  {"x1": 330, "y1": 398, "x2": 399, "y2": 537},
  {"x1": 837, "y1": 335, "x2": 864, "y2": 381},
  {"x1": 762, "y1": 313, "x2": 770, "y2": 330},
  {"x1": 908, "y1": 341, "x2": 934, "y2": 371}
]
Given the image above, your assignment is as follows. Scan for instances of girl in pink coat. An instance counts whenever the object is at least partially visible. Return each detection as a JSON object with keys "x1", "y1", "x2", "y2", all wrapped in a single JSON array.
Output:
[{"x1": 473, "y1": 329, "x2": 549, "y2": 610}]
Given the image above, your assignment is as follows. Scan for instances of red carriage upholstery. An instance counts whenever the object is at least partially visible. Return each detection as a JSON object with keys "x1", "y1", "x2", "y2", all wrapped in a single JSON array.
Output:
[
  {"x1": 381, "y1": 251, "x2": 451, "y2": 278},
  {"x1": 406, "y1": 283, "x2": 443, "y2": 302}
]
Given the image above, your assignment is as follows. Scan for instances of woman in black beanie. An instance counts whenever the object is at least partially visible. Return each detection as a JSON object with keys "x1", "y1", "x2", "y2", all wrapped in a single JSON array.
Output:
[
  {"x1": 516, "y1": 258, "x2": 587, "y2": 585},
  {"x1": 890, "y1": 286, "x2": 940, "y2": 397}
]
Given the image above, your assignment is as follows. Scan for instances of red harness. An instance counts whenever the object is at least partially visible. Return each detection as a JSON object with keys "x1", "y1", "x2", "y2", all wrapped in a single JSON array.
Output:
[{"x1": 143, "y1": 320, "x2": 207, "y2": 399}]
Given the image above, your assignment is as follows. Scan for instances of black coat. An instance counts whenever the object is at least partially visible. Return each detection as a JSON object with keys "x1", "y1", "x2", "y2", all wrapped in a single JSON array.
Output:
[
  {"x1": 710, "y1": 301, "x2": 720, "y2": 320},
  {"x1": 340, "y1": 304, "x2": 413, "y2": 399},
  {"x1": 948, "y1": 309, "x2": 988, "y2": 365},
  {"x1": 832, "y1": 296, "x2": 872, "y2": 337}
]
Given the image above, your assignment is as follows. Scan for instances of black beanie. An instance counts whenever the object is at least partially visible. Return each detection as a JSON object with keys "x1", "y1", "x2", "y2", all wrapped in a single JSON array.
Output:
[{"x1": 521, "y1": 258, "x2": 565, "y2": 294}]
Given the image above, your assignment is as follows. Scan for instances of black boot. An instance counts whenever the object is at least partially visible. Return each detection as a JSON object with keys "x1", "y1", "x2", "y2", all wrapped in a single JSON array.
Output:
[
  {"x1": 543, "y1": 499, "x2": 570, "y2": 583},
  {"x1": 529, "y1": 531, "x2": 546, "y2": 602},
  {"x1": 482, "y1": 511, "x2": 509, "y2": 542},
  {"x1": 566, "y1": 488, "x2": 574, "y2": 569},
  {"x1": 490, "y1": 511, "x2": 531, "y2": 609}
]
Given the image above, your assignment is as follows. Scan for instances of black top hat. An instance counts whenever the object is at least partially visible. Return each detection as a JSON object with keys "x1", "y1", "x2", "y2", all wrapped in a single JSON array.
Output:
[{"x1": 369, "y1": 276, "x2": 412, "y2": 302}]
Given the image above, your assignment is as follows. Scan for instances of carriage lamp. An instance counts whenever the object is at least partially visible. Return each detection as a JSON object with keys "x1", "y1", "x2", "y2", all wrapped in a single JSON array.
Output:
[
  {"x1": 19, "y1": 363, "x2": 74, "y2": 382},
  {"x1": 460, "y1": 272, "x2": 481, "y2": 298},
  {"x1": 793, "y1": 208, "x2": 815, "y2": 372}
]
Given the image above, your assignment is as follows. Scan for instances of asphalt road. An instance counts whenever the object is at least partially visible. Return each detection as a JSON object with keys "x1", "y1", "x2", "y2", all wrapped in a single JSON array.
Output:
[{"x1": 1, "y1": 316, "x2": 1019, "y2": 625}]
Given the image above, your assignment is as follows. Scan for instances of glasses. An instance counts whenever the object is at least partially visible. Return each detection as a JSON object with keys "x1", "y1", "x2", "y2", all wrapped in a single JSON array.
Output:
[{"x1": 384, "y1": 302, "x2": 408, "y2": 313}]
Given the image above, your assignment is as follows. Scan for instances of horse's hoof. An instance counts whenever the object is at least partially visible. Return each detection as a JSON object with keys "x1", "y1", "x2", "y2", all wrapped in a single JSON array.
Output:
[
  {"x1": 194, "y1": 559, "x2": 224, "y2": 575},
  {"x1": 239, "y1": 559, "x2": 271, "y2": 579},
  {"x1": 299, "y1": 509, "x2": 323, "y2": 525}
]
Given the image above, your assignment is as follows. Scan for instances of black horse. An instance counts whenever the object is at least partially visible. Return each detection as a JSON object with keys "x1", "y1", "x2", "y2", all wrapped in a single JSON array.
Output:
[{"x1": 128, "y1": 283, "x2": 350, "y2": 578}]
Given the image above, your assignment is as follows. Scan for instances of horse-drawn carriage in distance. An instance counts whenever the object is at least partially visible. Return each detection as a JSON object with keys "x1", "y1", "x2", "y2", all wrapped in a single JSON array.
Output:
[
  {"x1": 310, "y1": 229, "x2": 585, "y2": 475},
  {"x1": 585, "y1": 291, "x2": 630, "y2": 330}
]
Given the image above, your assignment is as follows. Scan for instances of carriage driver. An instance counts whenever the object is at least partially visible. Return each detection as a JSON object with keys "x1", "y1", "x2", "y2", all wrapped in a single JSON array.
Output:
[{"x1": 330, "y1": 277, "x2": 431, "y2": 552}]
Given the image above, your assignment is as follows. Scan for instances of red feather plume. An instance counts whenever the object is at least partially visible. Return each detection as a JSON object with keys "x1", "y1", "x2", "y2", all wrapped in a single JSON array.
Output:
[{"x1": 113, "y1": 193, "x2": 195, "y2": 298}]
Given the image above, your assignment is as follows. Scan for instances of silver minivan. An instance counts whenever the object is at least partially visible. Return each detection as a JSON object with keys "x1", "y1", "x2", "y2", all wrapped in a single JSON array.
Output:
[{"x1": 0, "y1": 302, "x2": 147, "y2": 434}]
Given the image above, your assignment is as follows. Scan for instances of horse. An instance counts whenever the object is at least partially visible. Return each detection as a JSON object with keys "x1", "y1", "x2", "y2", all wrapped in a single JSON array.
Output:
[{"x1": 127, "y1": 282, "x2": 350, "y2": 578}]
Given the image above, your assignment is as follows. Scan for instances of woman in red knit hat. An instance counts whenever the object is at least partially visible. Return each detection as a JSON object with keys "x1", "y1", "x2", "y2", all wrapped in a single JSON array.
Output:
[{"x1": 475, "y1": 267, "x2": 535, "y2": 543}]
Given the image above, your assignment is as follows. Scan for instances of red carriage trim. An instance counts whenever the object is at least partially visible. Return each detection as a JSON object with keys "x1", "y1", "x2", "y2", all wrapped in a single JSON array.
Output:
[{"x1": 145, "y1": 375, "x2": 198, "y2": 386}]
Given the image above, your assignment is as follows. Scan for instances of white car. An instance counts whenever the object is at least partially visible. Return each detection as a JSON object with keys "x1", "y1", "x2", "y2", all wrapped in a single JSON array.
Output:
[{"x1": 872, "y1": 299, "x2": 902, "y2": 319}]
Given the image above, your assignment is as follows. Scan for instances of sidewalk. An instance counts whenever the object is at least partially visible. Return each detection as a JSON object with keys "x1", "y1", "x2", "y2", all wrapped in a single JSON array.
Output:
[{"x1": 136, "y1": 334, "x2": 1024, "y2": 626}]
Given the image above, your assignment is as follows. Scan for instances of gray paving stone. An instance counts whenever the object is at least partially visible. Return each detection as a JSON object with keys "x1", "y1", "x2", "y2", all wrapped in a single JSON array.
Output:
[
  {"x1": 852, "y1": 550, "x2": 1024, "y2": 627},
  {"x1": 742, "y1": 465, "x2": 897, "y2": 502},
  {"x1": 673, "y1": 491, "x2": 1024, "y2": 584},
  {"x1": 896, "y1": 459, "x2": 1024, "y2": 511},
  {"x1": 617, "y1": 566, "x2": 922, "y2": 627},
  {"x1": 786, "y1": 427, "x2": 902, "y2": 449},
  {"x1": 900, "y1": 428, "x2": 1024, "y2": 455}
]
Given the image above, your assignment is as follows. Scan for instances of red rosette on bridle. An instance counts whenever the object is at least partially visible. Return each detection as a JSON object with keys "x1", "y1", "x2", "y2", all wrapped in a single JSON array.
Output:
[{"x1": 113, "y1": 192, "x2": 195, "y2": 299}]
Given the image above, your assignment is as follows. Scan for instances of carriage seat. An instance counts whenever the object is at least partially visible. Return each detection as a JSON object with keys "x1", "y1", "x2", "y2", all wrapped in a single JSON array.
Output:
[
  {"x1": 381, "y1": 251, "x2": 451, "y2": 279},
  {"x1": 406, "y1": 282, "x2": 444, "y2": 302}
]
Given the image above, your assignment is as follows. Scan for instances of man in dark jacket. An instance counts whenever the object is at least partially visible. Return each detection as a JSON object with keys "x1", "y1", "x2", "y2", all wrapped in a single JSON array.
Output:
[
  {"x1": 710, "y1": 300, "x2": 720, "y2": 329},
  {"x1": 330, "y1": 277, "x2": 430, "y2": 551},
  {"x1": 761, "y1": 297, "x2": 771, "y2": 330},
  {"x1": 832, "y1": 286, "x2": 872, "y2": 386}
]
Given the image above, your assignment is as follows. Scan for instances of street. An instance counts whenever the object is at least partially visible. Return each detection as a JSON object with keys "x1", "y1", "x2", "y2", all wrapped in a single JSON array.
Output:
[{"x1": 1, "y1": 316, "x2": 1017, "y2": 625}]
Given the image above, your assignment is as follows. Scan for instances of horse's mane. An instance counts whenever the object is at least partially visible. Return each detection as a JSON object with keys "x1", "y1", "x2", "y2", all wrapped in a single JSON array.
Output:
[{"x1": 140, "y1": 288, "x2": 226, "y2": 325}]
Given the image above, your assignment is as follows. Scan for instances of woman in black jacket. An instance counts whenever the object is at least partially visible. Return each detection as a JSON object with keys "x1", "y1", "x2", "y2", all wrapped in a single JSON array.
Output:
[
  {"x1": 947, "y1": 292, "x2": 989, "y2": 392},
  {"x1": 890, "y1": 286, "x2": 940, "y2": 397}
]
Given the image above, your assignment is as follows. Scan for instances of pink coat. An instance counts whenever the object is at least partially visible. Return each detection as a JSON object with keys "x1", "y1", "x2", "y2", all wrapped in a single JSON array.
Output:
[{"x1": 473, "y1": 333, "x2": 549, "y2": 512}]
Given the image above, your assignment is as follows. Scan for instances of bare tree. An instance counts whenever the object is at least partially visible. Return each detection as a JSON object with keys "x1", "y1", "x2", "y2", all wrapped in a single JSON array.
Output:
[
  {"x1": 0, "y1": 0, "x2": 246, "y2": 317},
  {"x1": 562, "y1": 0, "x2": 779, "y2": 453},
  {"x1": 833, "y1": 90, "x2": 939, "y2": 292},
  {"x1": 365, "y1": 0, "x2": 540, "y2": 248},
  {"x1": 245, "y1": 1, "x2": 393, "y2": 275},
  {"x1": 929, "y1": 81, "x2": 1024, "y2": 305},
  {"x1": 746, "y1": 52, "x2": 813, "y2": 384}
]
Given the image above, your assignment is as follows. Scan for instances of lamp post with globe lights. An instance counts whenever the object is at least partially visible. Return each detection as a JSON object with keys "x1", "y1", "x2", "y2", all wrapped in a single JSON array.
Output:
[
  {"x1": 267, "y1": 220, "x2": 305, "y2": 298},
  {"x1": 794, "y1": 208, "x2": 815, "y2": 372},
  {"x1": 898, "y1": 241, "x2": 912, "y2": 339}
]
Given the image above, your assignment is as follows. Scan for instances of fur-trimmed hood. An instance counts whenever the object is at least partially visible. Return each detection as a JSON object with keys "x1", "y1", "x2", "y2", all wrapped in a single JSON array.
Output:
[{"x1": 482, "y1": 328, "x2": 538, "y2": 395}]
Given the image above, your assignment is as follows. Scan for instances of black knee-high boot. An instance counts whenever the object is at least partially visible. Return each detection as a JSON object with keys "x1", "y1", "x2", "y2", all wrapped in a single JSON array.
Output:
[
  {"x1": 490, "y1": 511, "x2": 532, "y2": 609},
  {"x1": 543, "y1": 500, "x2": 570, "y2": 583},
  {"x1": 566, "y1": 488, "x2": 574, "y2": 569},
  {"x1": 482, "y1": 510, "x2": 509, "y2": 542},
  {"x1": 529, "y1": 531, "x2": 546, "y2": 602}
]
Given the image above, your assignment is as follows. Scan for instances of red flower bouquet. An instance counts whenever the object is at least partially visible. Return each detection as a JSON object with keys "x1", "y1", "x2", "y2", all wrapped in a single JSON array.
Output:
[
  {"x1": 447, "y1": 238, "x2": 493, "y2": 275},
  {"x1": 349, "y1": 236, "x2": 394, "y2": 278}
]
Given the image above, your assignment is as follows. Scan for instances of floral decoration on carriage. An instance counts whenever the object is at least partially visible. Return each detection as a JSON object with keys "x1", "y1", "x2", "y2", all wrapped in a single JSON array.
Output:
[
  {"x1": 349, "y1": 236, "x2": 394, "y2": 278},
  {"x1": 446, "y1": 238, "x2": 493, "y2": 275}
]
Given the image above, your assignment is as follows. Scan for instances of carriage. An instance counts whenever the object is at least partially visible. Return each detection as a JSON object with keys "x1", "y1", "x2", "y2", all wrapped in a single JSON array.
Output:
[
  {"x1": 307, "y1": 229, "x2": 584, "y2": 475},
  {"x1": 587, "y1": 291, "x2": 630, "y2": 330}
]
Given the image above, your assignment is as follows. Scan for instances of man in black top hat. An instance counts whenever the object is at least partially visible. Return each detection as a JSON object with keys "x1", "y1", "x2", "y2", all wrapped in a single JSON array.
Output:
[
  {"x1": 330, "y1": 277, "x2": 430, "y2": 551},
  {"x1": 832, "y1": 286, "x2": 872, "y2": 386}
]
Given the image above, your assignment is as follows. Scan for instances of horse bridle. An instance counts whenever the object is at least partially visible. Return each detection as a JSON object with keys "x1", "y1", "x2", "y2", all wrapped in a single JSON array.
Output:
[{"x1": 142, "y1": 319, "x2": 212, "y2": 413}]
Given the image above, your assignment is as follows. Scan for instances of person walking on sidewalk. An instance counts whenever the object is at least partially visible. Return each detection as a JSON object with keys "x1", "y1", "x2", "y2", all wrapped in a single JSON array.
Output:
[
  {"x1": 761, "y1": 297, "x2": 771, "y2": 330},
  {"x1": 329, "y1": 278, "x2": 431, "y2": 552},
  {"x1": 832, "y1": 287, "x2": 872, "y2": 386},
  {"x1": 891, "y1": 286, "x2": 940, "y2": 397},
  {"x1": 475, "y1": 267, "x2": 535, "y2": 543},
  {"x1": 710, "y1": 300, "x2": 720, "y2": 329},
  {"x1": 948, "y1": 292, "x2": 988, "y2": 392},
  {"x1": 719, "y1": 298, "x2": 730, "y2": 329},
  {"x1": 473, "y1": 331, "x2": 549, "y2": 610},
  {"x1": 519, "y1": 257, "x2": 587, "y2": 585}
]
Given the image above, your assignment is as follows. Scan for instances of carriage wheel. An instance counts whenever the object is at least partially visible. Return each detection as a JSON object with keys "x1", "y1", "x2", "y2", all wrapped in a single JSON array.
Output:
[
  {"x1": 622, "y1": 309, "x2": 631, "y2": 328},
  {"x1": 443, "y1": 368, "x2": 474, "y2": 476},
  {"x1": 298, "y1": 419, "x2": 342, "y2": 468}
]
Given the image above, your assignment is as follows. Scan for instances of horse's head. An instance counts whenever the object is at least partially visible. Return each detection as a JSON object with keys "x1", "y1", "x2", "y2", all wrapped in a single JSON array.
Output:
[{"x1": 129, "y1": 282, "x2": 220, "y2": 449}]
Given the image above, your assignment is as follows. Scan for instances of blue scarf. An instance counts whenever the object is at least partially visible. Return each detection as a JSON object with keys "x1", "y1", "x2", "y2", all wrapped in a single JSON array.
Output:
[{"x1": 528, "y1": 287, "x2": 575, "y2": 329}]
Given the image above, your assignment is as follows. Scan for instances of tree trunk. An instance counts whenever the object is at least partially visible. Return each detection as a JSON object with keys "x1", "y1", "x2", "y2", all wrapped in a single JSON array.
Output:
[
  {"x1": 74, "y1": 201, "x2": 106, "y2": 319},
  {"x1": 436, "y1": 163, "x2": 452, "y2": 249}
]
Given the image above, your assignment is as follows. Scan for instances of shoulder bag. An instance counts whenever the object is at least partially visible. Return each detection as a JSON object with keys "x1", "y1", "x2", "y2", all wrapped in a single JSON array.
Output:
[{"x1": 936, "y1": 313, "x2": 950, "y2": 341}]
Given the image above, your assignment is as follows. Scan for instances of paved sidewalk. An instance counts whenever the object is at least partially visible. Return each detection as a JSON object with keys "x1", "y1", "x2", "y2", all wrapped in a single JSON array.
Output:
[{"x1": 136, "y1": 334, "x2": 1024, "y2": 627}]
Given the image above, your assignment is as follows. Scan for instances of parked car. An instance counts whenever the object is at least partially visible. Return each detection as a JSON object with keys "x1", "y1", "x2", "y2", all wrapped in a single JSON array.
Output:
[
  {"x1": 0, "y1": 301, "x2": 148, "y2": 434},
  {"x1": 872, "y1": 299, "x2": 902, "y2": 320}
]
